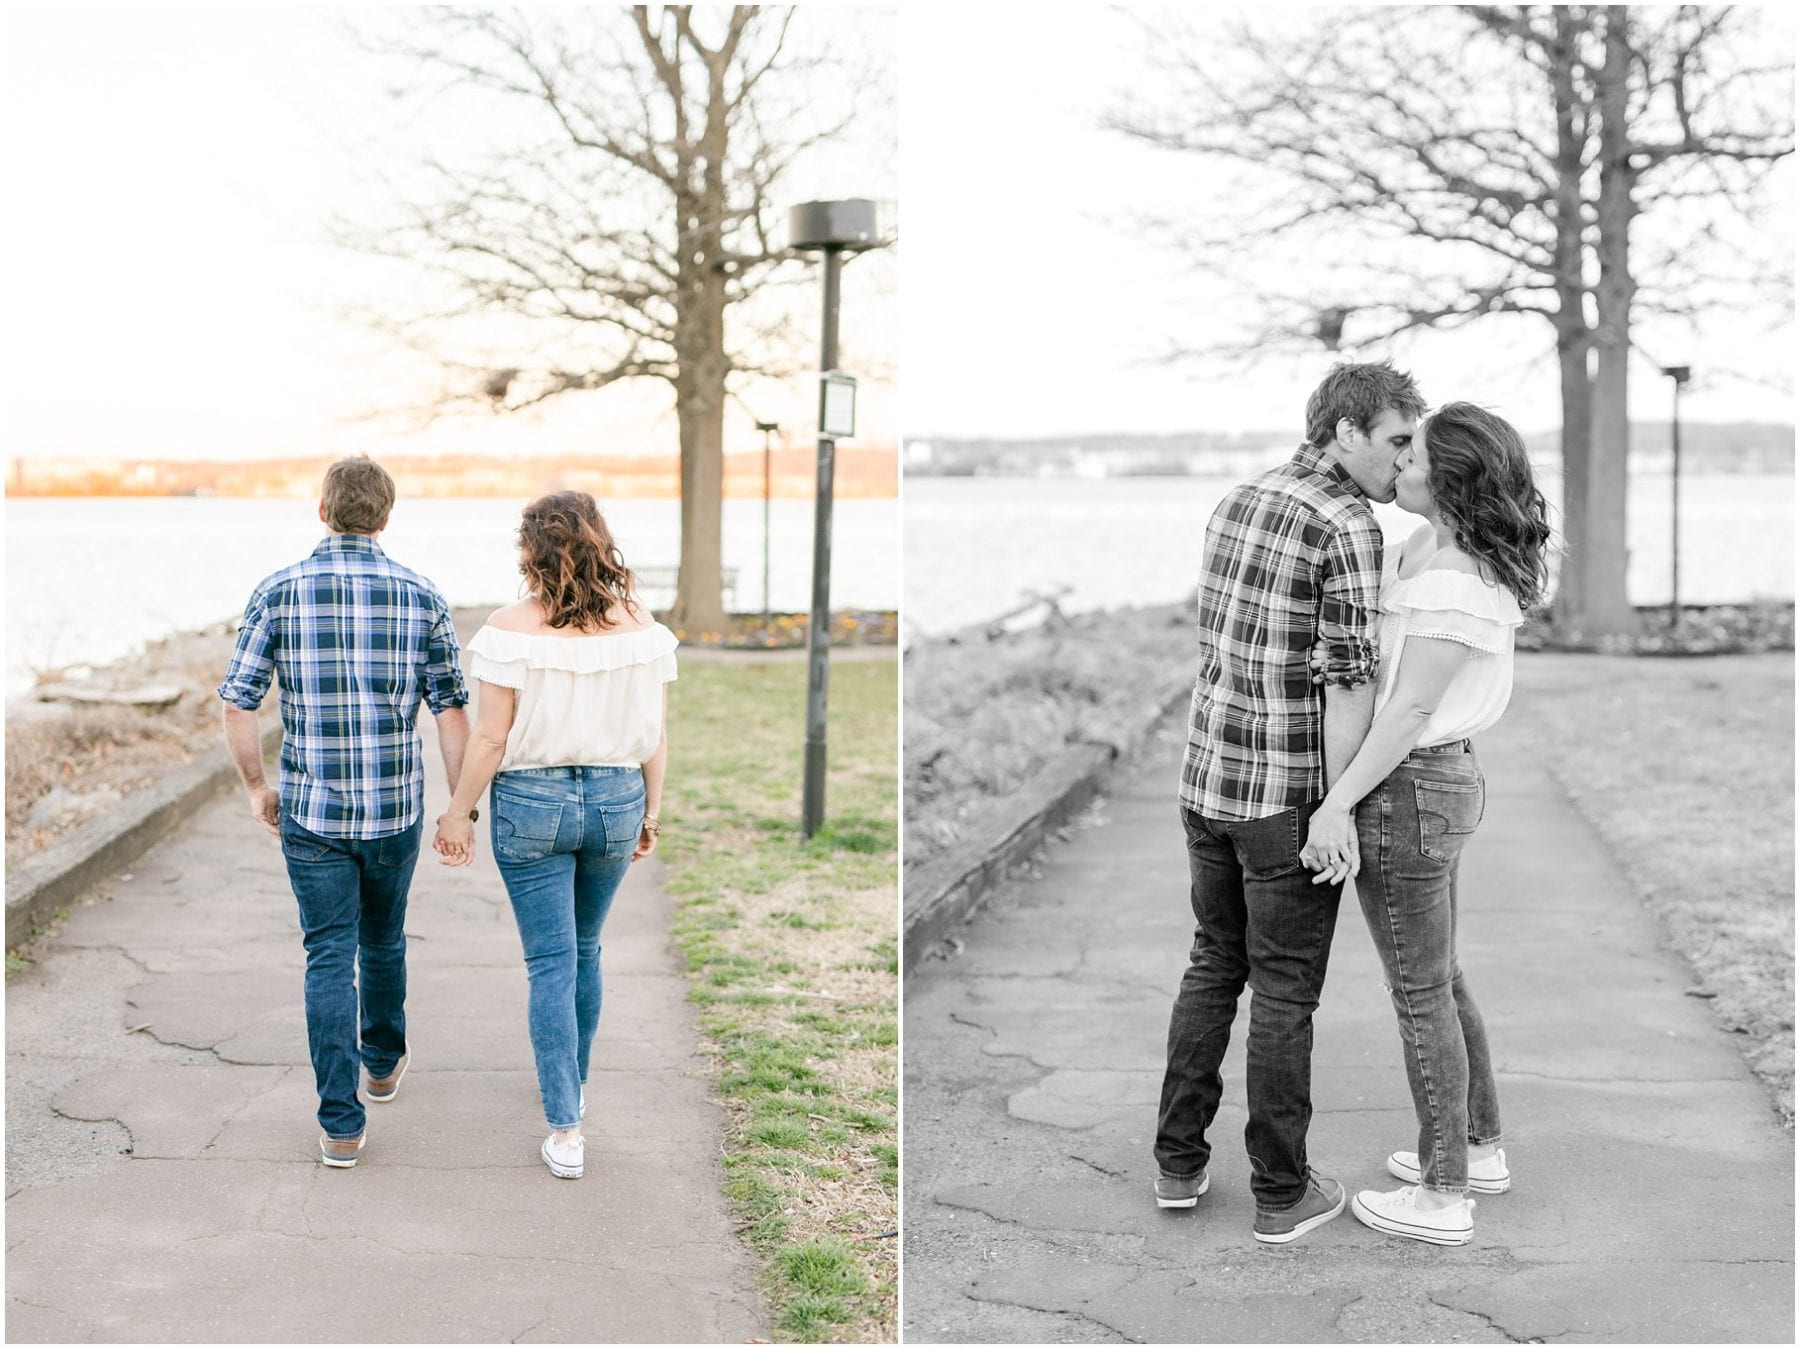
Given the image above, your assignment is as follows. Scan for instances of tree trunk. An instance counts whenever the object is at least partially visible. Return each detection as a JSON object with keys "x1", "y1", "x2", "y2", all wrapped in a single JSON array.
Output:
[
  {"x1": 1547, "y1": 7, "x2": 1600, "y2": 632},
  {"x1": 1571, "y1": 9, "x2": 1639, "y2": 637},
  {"x1": 665, "y1": 37, "x2": 733, "y2": 636},
  {"x1": 670, "y1": 359, "x2": 730, "y2": 634}
]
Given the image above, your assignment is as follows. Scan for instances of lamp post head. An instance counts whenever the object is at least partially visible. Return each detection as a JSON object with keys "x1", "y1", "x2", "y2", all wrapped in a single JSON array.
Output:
[
  {"x1": 1661, "y1": 365, "x2": 1692, "y2": 384},
  {"x1": 787, "y1": 199, "x2": 880, "y2": 254},
  {"x1": 755, "y1": 420, "x2": 780, "y2": 434}
]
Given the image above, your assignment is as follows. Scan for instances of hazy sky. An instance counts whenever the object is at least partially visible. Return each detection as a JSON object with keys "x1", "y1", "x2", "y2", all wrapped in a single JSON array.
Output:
[
  {"x1": 900, "y1": 7, "x2": 1796, "y2": 439},
  {"x1": 2, "y1": 7, "x2": 896, "y2": 463}
]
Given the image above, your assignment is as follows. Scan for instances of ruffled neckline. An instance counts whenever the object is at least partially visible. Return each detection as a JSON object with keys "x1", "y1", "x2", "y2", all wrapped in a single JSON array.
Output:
[
  {"x1": 1381, "y1": 568, "x2": 1523, "y2": 626},
  {"x1": 467, "y1": 622, "x2": 678, "y2": 672}
]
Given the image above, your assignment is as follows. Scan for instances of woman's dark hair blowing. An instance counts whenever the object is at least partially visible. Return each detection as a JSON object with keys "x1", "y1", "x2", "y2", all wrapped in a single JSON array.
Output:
[
  {"x1": 517, "y1": 492, "x2": 637, "y2": 630},
  {"x1": 1423, "y1": 402, "x2": 1555, "y2": 611}
]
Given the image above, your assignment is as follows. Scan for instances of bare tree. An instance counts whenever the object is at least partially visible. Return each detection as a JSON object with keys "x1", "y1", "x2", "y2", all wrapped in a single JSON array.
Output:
[
  {"x1": 342, "y1": 6, "x2": 874, "y2": 632},
  {"x1": 1109, "y1": 5, "x2": 1792, "y2": 637}
]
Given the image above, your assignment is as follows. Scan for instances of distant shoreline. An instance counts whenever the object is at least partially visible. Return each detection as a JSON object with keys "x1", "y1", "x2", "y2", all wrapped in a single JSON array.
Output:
[
  {"x1": 4, "y1": 486, "x2": 898, "y2": 501},
  {"x1": 904, "y1": 464, "x2": 1794, "y2": 479}
]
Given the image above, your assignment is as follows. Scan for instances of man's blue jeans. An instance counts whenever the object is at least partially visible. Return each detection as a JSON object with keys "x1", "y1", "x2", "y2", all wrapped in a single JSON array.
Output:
[
  {"x1": 490, "y1": 766, "x2": 644, "y2": 1131},
  {"x1": 1354, "y1": 742, "x2": 1502, "y2": 1193},
  {"x1": 280, "y1": 816, "x2": 420, "y2": 1140},
  {"x1": 1155, "y1": 800, "x2": 1343, "y2": 1209}
]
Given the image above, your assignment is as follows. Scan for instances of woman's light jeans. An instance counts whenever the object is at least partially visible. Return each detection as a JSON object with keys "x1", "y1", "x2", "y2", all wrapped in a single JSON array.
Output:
[
  {"x1": 1353, "y1": 741, "x2": 1502, "y2": 1193},
  {"x1": 490, "y1": 765, "x2": 645, "y2": 1131}
]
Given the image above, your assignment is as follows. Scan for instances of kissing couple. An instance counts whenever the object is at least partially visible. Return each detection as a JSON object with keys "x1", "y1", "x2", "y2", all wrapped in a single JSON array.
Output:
[{"x1": 1153, "y1": 361, "x2": 1554, "y2": 1247}]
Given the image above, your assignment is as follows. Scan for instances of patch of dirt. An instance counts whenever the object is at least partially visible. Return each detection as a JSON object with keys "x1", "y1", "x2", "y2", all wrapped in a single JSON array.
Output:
[{"x1": 6, "y1": 624, "x2": 243, "y2": 862}]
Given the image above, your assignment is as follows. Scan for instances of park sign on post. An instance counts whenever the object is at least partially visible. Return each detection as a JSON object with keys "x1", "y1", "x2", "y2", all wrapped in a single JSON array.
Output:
[{"x1": 820, "y1": 372, "x2": 857, "y2": 439}]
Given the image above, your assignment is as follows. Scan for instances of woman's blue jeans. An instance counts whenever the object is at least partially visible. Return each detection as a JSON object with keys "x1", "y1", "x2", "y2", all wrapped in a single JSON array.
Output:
[
  {"x1": 490, "y1": 766, "x2": 645, "y2": 1131},
  {"x1": 1353, "y1": 742, "x2": 1503, "y2": 1193}
]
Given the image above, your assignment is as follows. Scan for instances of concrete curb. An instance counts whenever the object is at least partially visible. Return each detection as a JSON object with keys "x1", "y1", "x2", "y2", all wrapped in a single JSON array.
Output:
[
  {"x1": 902, "y1": 680, "x2": 1190, "y2": 972},
  {"x1": 5, "y1": 722, "x2": 282, "y2": 949}
]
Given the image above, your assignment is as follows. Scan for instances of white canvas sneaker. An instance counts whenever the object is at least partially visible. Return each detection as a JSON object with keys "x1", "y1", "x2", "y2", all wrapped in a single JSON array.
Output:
[
  {"x1": 542, "y1": 1132, "x2": 584, "y2": 1179},
  {"x1": 1351, "y1": 1184, "x2": 1475, "y2": 1245},
  {"x1": 1387, "y1": 1146, "x2": 1510, "y2": 1193}
]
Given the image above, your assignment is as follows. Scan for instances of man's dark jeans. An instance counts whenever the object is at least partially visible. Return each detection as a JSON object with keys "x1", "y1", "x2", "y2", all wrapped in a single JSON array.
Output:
[
  {"x1": 1155, "y1": 801, "x2": 1343, "y2": 1209},
  {"x1": 280, "y1": 816, "x2": 420, "y2": 1140}
]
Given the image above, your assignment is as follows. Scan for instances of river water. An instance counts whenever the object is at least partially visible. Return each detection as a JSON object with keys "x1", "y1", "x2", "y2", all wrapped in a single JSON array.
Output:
[
  {"x1": 5, "y1": 495, "x2": 898, "y2": 696},
  {"x1": 903, "y1": 472, "x2": 1794, "y2": 636}
]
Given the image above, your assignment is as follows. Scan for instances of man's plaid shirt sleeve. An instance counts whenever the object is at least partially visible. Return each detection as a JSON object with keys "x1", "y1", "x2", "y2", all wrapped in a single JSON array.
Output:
[
  {"x1": 1316, "y1": 512, "x2": 1383, "y2": 688},
  {"x1": 217, "y1": 587, "x2": 276, "y2": 710},
  {"x1": 422, "y1": 598, "x2": 469, "y2": 714}
]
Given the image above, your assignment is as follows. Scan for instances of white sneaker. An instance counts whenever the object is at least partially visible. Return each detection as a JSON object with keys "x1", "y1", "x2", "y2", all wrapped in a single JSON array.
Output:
[
  {"x1": 542, "y1": 1132, "x2": 584, "y2": 1179},
  {"x1": 1387, "y1": 1146, "x2": 1510, "y2": 1193},
  {"x1": 1351, "y1": 1184, "x2": 1475, "y2": 1246}
]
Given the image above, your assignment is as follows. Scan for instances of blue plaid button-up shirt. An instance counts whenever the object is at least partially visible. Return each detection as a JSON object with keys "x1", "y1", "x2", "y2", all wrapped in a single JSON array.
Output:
[{"x1": 218, "y1": 534, "x2": 469, "y2": 838}]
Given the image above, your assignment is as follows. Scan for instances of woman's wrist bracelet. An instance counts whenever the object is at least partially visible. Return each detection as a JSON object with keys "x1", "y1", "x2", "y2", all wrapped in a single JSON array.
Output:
[{"x1": 642, "y1": 815, "x2": 662, "y2": 835}]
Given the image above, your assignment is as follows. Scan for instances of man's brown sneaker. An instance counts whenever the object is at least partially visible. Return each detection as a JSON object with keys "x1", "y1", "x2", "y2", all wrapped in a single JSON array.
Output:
[
  {"x1": 1154, "y1": 1167, "x2": 1210, "y2": 1209},
  {"x1": 1253, "y1": 1171, "x2": 1346, "y2": 1244},
  {"x1": 365, "y1": 1052, "x2": 410, "y2": 1103},
  {"x1": 319, "y1": 1133, "x2": 366, "y2": 1168}
]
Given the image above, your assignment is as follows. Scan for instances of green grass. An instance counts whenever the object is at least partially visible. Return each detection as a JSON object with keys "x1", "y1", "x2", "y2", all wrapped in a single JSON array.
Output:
[{"x1": 660, "y1": 654, "x2": 898, "y2": 1342}]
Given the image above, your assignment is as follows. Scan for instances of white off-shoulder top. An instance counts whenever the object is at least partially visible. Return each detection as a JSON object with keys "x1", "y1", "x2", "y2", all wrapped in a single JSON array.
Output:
[
  {"x1": 464, "y1": 623, "x2": 679, "y2": 772},
  {"x1": 1373, "y1": 560, "x2": 1524, "y2": 748}
]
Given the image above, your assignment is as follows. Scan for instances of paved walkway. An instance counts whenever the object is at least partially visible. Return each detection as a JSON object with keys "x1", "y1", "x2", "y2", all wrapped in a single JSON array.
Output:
[
  {"x1": 904, "y1": 705, "x2": 1794, "y2": 1343},
  {"x1": 6, "y1": 711, "x2": 766, "y2": 1342}
]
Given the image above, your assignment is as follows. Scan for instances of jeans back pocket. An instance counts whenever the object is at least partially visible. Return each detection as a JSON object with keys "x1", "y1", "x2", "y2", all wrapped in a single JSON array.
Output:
[
  {"x1": 280, "y1": 822, "x2": 336, "y2": 865},
  {"x1": 493, "y1": 796, "x2": 564, "y2": 864},
  {"x1": 1414, "y1": 779, "x2": 1483, "y2": 863},
  {"x1": 1229, "y1": 807, "x2": 1304, "y2": 881}
]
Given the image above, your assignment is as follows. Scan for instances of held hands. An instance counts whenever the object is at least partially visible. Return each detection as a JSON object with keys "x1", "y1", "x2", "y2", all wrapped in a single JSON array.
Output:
[
  {"x1": 434, "y1": 813, "x2": 476, "y2": 867},
  {"x1": 1307, "y1": 636, "x2": 1330, "y2": 685},
  {"x1": 1299, "y1": 803, "x2": 1359, "y2": 885}
]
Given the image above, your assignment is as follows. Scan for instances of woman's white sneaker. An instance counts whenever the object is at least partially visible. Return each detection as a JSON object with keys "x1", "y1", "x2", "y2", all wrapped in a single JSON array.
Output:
[
  {"x1": 1387, "y1": 1147, "x2": 1510, "y2": 1193},
  {"x1": 542, "y1": 1133, "x2": 584, "y2": 1179},
  {"x1": 1351, "y1": 1185, "x2": 1475, "y2": 1245}
]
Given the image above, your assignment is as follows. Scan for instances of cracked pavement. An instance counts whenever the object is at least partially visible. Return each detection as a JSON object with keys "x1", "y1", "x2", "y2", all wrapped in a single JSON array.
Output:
[
  {"x1": 904, "y1": 707, "x2": 1794, "y2": 1343},
  {"x1": 7, "y1": 700, "x2": 766, "y2": 1343}
]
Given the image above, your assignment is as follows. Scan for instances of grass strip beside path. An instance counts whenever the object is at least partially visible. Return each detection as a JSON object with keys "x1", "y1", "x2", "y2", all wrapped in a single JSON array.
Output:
[
  {"x1": 1509, "y1": 651, "x2": 1795, "y2": 1126},
  {"x1": 905, "y1": 603, "x2": 1195, "y2": 875},
  {"x1": 659, "y1": 654, "x2": 898, "y2": 1342}
]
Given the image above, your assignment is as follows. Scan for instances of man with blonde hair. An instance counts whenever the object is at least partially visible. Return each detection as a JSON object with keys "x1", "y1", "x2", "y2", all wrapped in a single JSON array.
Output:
[{"x1": 220, "y1": 455, "x2": 470, "y2": 1168}]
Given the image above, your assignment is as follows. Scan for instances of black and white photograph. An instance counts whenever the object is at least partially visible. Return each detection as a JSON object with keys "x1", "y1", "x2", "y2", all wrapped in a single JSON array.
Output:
[{"x1": 902, "y1": 5, "x2": 1794, "y2": 1343}]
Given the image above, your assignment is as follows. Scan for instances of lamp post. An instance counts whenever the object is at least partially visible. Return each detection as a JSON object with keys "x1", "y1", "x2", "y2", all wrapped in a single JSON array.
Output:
[
  {"x1": 1661, "y1": 365, "x2": 1691, "y2": 629},
  {"x1": 755, "y1": 420, "x2": 779, "y2": 621},
  {"x1": 788, "y1": 199, "x2": 878, "y2": 839}
]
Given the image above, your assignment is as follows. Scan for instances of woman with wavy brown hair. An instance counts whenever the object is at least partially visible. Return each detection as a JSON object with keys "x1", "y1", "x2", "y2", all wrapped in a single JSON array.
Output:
[
  {"x1": 432, "y1": 491, "x2": 676, "y2": 1179},
  {"x1": 1299, "y1": 402, "x2": 1553, "y2": 1246}
]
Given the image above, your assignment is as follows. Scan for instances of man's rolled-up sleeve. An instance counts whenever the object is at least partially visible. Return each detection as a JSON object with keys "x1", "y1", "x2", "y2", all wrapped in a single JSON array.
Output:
[
  {"x1": 422, "y1": 599, "x2": 470, "y2": 714},
  {"x1": 1317, "y1": 514, "x2": 1384, "y2": 688},
  {"x1": 217, "y1": 589, "x2": 277, "y2": 710}
]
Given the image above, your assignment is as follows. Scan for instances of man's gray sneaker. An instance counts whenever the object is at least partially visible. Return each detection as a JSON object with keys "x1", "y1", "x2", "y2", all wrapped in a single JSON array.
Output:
[
  {"x1": 1252, "y1": 1172, "x2": 1345, "y2": 1244},
  {"x1": 1154, "y1": 1167, "x2": 1210, "y2": 1209}
]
